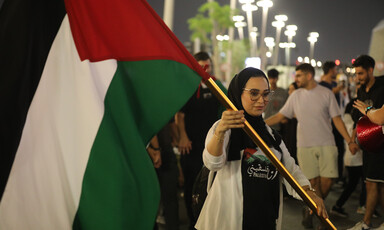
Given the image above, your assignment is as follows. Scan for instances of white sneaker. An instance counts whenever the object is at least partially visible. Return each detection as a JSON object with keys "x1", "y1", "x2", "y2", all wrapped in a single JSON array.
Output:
[{"x1": 347, "y1": 221, "x2": 372, "y2": 230}]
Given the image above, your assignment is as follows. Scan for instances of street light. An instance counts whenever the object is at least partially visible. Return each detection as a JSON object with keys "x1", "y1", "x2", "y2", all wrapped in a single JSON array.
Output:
[
  {"x1": 233, "y1": 15, "x2": 246, "y2": 40},
  {"x1": 297, "y1": 56, "x2": 303, "y2": 63},
  {"x1": 284, "y1": 24, "x2": 297, "y2": 66},
  {"x1": 226, "y1": 0, "x2": 237, "y2": 84},
  {"x1": 242, "y1": 3, "x2": 258, "y2": 56},
  {"x1": 250, "y1": 27, "x2": 258, "y2": 56},
  {"x1": 309, "y1": 32, "x2": 319, "y2": 38},
  {"x1": 239, "y1": 0, "x2": 254, "y2": 3},
  {"x1": 310, "y1": 59, "x2": 317, "y2": 67},
  {"x1": 265, "y1": 37, "x2": 274, "y2": 50},
  {"x1": 256, "y1": 0, "x2": 273, "y2": 70},
  {"x1": 286, "y1": 24, "x2": 297, "y2": 31},
  {"x1": 307, "y1": 32, "x2": 319, "y2": 60},
  {"x1": 274, "y1": 14, "x2": 288, "y2": 22},
  {"x1": 234, "y1": 21, "x2": 247, "y2": 40},
  {"x1": 216, "y1": 35, "x2": 229, "y2": 60},
  {"x1": 279, "y1": 41, "x2": 296, "y2": 85},
  {"x1": 271, "y1": 16, "x2": 286, "y2": 66},
  {"x1": 232, "y1": 15, "x2": 245, "y2": 22},
  {"x1": 279, "y1": 42, "x2": 296, "y2": 49},
  {"x1": 216, "y1": 34, "x2": 230, "y2": 41},
  {"x1": 265, "y1": 37, "x2": 275, "y2": 49},
  {"x1": 265, "y1": 37, "x2": 274, "y2": 64}
]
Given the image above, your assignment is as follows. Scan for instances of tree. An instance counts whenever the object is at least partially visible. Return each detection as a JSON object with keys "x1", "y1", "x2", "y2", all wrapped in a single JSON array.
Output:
[
  {"x1": 231, "y1": 39, "x2": 249, "y2": 76},
  {"x1": 188, "y1": 2, "x2": 234, "y2": 78}
]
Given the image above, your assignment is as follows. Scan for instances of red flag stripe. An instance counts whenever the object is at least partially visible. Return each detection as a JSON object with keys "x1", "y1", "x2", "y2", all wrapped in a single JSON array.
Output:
[{"x1": 65, "y1": 0, "x2": 210, "y2": 80}]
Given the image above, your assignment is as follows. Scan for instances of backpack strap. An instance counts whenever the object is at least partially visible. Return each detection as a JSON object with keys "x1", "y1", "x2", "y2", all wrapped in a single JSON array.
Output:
[
  {"x1": 266, "y1": 125, "x2": 282, "y2": 146},
  {"x1": 266, "y1": 125, "x2": 283, "y2": 162},
  {"x1": 271, "y1": 128, "x2": 282, "y2": 146}
]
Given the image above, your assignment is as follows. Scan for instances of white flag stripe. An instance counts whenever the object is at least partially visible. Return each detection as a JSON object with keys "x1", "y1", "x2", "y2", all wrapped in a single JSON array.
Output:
[{"x1": 0, "y1": 16, "x2": 116, "y2": 229}]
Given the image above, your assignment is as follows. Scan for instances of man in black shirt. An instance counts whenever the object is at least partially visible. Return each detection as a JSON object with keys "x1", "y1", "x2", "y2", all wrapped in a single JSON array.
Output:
[
  {"x1": 176, "y1": 51, "x2": 222, "y2": 229},
  {"x1": 348, "y1": 55, "x2": 384, "y2": 230}
]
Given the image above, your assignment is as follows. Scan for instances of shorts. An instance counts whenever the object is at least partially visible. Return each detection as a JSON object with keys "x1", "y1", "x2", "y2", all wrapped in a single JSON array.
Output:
[
  {"x1": 363, "y1": 150, "x2": 384, "y2": 183},
  {"x1": 297, "y1": 146, "x2": 338, "y2": 180}
]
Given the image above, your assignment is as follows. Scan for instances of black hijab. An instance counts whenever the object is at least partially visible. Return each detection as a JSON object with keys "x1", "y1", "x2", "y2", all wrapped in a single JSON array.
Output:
[{"x1": 227, "y1": 67, "x2": 282, "y2": 161}]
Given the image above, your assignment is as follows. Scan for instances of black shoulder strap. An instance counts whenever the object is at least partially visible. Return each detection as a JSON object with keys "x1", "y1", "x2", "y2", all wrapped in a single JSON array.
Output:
[
  {"x1": 271, "y1": 128, "x2": 283, "y2": 162},
  {"x1": 271, "y1": 128, "x2": 282, "y2": 146}
]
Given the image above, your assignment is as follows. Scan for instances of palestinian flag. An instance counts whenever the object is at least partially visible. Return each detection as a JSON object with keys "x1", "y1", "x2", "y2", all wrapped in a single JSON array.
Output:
[{"x1": 0, "y1": 0, "x2": 221, "y2": 228}]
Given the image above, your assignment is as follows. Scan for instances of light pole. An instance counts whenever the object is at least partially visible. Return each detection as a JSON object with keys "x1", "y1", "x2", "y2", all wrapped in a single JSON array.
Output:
[
  {"x1": 284, "y1": 24, "x2": 297, "y2": 66},
  {"x1": 271, "y1": 15, "x2": 286, "y2": 66},
  {"x1": 241, "y1": 3, "x2": 258, "y2": 57},
  {"x1": 225, "y1": 0, "x2": 237, "y2": 83},
  {"x1": 250, "y1": 27, "x2": 258, "y2": 56},
  {"x1": 264, "y1": 37, "x2": 275, "y2": 65},
  {"x1": 280, "y1": 42, "x2": 296, "y2": 85},
  {"x1": 307, "y1": 32, "x2": 319, "y2": 60},
  {"x1": 256, "y1": 0, "x2": 273, "y2": 70},
  {"x1": 233, "y1": 15, "x2": 246, "y2": 40},
  {"x1": 234, "y1": 21, "x2": 246, "y2": 40},
  {"x1": 163, "y1": 0, "x2": 174, "y2": 30},
  {"x1": 216, "y1": 35, "x2": 230, "y2": 60}
]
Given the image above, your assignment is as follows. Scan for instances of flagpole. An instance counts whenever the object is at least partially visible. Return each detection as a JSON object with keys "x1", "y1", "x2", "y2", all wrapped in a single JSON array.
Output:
[{"x1": 204, "y1": 77, "x2": 336, "y2": 230}]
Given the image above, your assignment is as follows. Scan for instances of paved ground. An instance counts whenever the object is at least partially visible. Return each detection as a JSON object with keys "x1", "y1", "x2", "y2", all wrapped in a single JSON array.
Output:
[
  {"x1": 282, "y1": 183, "x2": 383, "y2": 230},
  {"x1": 158, "y1": 182, "x2": 384, "y2": 230}
]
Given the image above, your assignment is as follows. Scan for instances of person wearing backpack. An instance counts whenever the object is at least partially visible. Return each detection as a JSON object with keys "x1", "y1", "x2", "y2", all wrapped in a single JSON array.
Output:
[{"x1": 195, "y1": 67, "x2": 327, "y2": 230}]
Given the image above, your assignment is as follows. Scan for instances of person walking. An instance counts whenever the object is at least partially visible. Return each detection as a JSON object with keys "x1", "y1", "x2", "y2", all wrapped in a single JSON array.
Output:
[
  {"x1": 348, "y1": 55, "x2": 384, "y2": 230},
  {"x1": 265, "y1": 63, "x2": 359, "y2": 229}
]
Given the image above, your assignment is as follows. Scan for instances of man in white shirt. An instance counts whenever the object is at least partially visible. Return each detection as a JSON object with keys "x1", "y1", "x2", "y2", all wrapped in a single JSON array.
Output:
[{"x1": 265, "y1": 63, "x2": 359, "y2": 228}]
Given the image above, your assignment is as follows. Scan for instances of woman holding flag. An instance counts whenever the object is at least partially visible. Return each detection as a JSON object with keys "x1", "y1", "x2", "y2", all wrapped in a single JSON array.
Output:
[{"x1": 195, "y1": 67, "x2": 327, "y2": 230}]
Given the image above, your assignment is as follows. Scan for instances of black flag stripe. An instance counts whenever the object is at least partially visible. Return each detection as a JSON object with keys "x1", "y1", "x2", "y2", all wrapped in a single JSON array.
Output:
[{"x1": 0, "y1": 0, "x2": 66, "y2": 200}]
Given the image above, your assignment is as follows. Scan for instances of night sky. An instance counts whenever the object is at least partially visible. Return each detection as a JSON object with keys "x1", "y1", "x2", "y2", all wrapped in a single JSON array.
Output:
[
  {"x1": 147, "y1": 0, "x2": 384, "y2": 65},
  {"x1": 0, "y1": 0, "x2": 382, "y2": 64}
]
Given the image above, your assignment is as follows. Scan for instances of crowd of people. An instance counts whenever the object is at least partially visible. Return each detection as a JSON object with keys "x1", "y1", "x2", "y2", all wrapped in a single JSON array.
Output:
[{"x1": 146, "y1": 53, "x2": 384, "y2": 230}]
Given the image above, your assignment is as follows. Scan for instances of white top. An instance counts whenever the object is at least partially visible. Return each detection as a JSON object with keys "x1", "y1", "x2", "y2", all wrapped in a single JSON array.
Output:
[
  {"x1": 280, "y1": 84, "x2": 341, "y2": 147},
  {"x1": 195, "y1": 121, "x2": 310, "y2": 230},
  {"x1": 343, "y1": 113, "x2": 363, "y2": 166}
]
